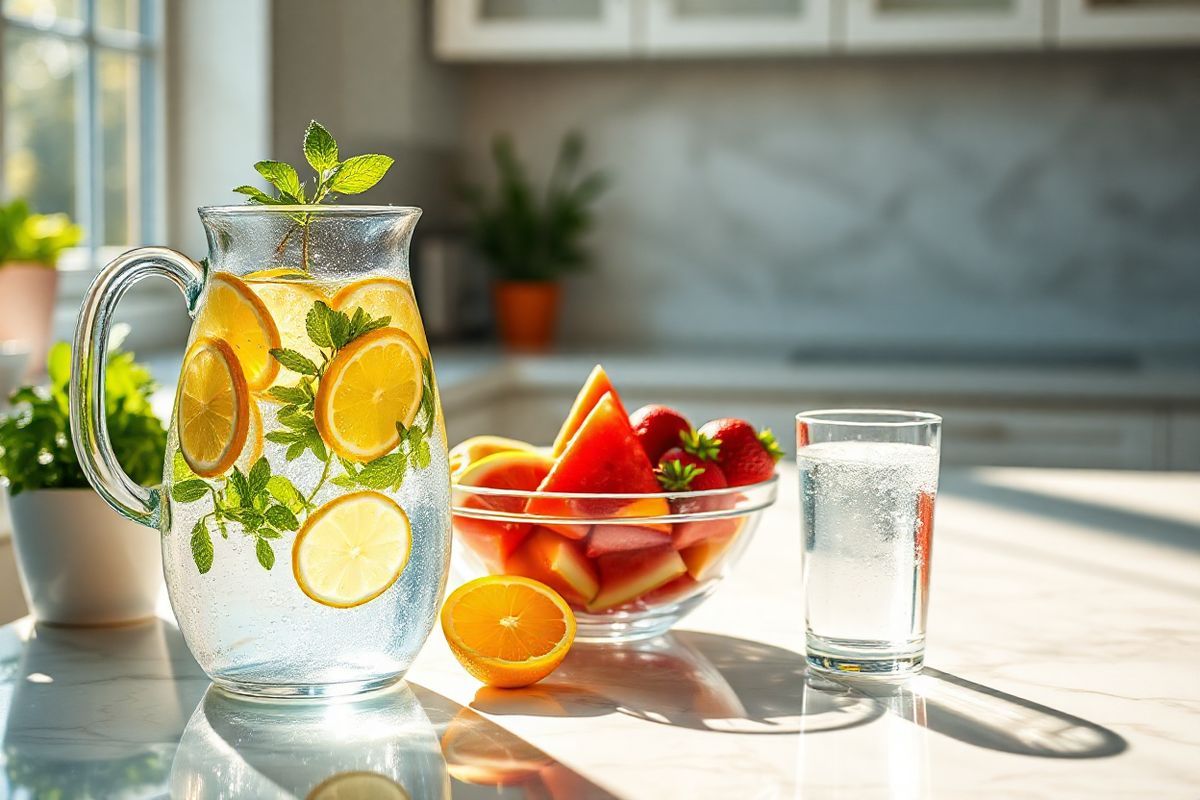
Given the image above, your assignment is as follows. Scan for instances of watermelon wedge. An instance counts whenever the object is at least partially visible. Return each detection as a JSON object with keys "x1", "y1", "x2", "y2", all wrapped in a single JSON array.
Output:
[
  {"x1": 587, "y1": 546, "x2": 686, "y2": 613},
  {"x1": 551, "y1": 365, "x2": 628, "y2": 456},
  {"x1": 586, "y1": 524, "x2": 673, "y2": 558},
  {"x1": 679, "y1": 530, "x2": 741, "y2": 581},
  {"x1": 506, "y1": 527, "x2": 600, "y2": 605},
  {"x1": 528, "y1": 392, "x2": 670, "y2": 539},
  {"x1": 454, "y1": 451, "x2": 554, "y2": 571}
]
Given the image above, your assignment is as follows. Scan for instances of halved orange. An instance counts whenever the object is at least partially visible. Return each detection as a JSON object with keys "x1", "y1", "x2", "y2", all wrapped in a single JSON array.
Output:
[
  {"x1": 449, "y1": 436, "x2": 539, "y2": 479},
  {"x1": 248, "y1": 279, "x2": 328, "y2": 386},
  {"x1": 193, "y1": 273, "x2": 281, "y2": 391},
  {"x1": 441, "y1": 575, "x2": 575, "y2": 688},
  {"x1": 293, "y1": 491, "x2": 412, "y2": 608},
  {"x1": 177, "y1": 338, "x2": 250, "y2": 478},
  {"x1": 314, "y1": 328, "x2": 425, "y2": 463},
  {"x1": 332, "y1": 277, "x2": 429, "y2": 354}
]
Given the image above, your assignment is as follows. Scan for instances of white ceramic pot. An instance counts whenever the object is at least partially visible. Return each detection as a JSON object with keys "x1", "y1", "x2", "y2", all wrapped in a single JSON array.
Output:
[{"x1": 8, "y1": 488, "x2": 163, "y2": 625}]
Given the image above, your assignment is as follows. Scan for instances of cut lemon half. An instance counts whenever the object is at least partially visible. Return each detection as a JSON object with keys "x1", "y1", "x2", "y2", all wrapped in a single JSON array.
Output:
[
  {"x1": 193, "y1": 273, "x2": 281, "y2": 391},
  {"x1": 441, "y1": 575, "x2": 575, "y2": 688},
  {"x1": 449, "y1": 436, "x2": 539, "y2": 479},
  {"x1": 332, "y1": 277, "x2": 429, "y2": 354},
  {"x1": 306, "y1": 771, "x2": 409, "y2": 800},
  {"x1": 315, "y1": 328, "x2": 425, "y2": 463},
  {"x1": 177, "y1": 338, "x2": 250, "y2": 478},
  {"x1": 249, "y1": 279, "x2": 328, "y2": 387},
  {"x1": 293, "y1": 491, "x2": 412, "y2": 609}
]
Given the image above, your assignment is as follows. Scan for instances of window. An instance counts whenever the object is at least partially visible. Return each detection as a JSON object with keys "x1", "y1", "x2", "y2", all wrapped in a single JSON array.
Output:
[{"x1": 1, "y1": 0, "x2": 162, "y2": 267}]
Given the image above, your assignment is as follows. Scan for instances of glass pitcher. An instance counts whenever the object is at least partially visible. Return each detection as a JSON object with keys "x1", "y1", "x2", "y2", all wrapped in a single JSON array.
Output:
[{"x1": 69, "y1": 206, "x2": 451, "y2": 697}]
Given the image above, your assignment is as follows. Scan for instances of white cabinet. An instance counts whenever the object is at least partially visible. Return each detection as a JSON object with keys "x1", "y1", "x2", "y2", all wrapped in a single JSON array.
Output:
[
  {"x1": 434, "y1": 0, "x2": 636, "y2": 60},
  {"x1": 1056, "y1": 0, "x2": 1200, "y2": 47},
  {"x1": 841, "y1": 0, "x2": 1046, "y2": 51},
  {"x1": 644, "y1": 0, "x2": 833, "y2": 56}
]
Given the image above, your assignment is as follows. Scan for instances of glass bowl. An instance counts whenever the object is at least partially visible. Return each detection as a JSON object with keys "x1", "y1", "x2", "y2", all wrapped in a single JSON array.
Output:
[{"x1": 450, "y1": 476, "x2": 778, "y2": 642}]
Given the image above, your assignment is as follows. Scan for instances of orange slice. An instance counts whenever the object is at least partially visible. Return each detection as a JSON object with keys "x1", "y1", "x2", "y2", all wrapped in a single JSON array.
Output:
[
  {"x1": 292, "y1": 491, "x2": 412, "y2": 608},
  {"x1": 176, "y1": 338, "x2": 250, "y2": 478},
  {"x1": 314, "y1": 328, "x2": 425, "y2": 463},
  {"x1": 332, "y1": 276, "x2": 429, "y2": 354},
  {"x1": 193, "y1": 273, "x2": 281, "y2": 391},
  {"x1": 441, "y1": 575, "x2": 575, "y2": 688},
  {"x1": 248, "y1": 279, "x2": 328, "y2": 387},
  {"x1": 449, "y1": 436, "x2": 538, "y2": 479},
  {"x1": 306, "y1": 771, "x2": 409, "y2": 800}
]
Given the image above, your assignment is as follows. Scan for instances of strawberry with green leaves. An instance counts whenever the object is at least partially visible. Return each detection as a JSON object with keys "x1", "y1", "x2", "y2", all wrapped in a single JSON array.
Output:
[
  {"x1": 655, "y1": 430, "x2": 726, "y2": 492},
  {"x1": 697, "y1": 418, "x2": 783, "y2": 487}
]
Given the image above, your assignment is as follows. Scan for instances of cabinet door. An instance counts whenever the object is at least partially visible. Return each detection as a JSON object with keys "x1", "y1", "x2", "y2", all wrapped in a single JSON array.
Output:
[
  {"x1": 434, "y1": 0, "x2": 636, "y2": 61},
  {"x1": 842, "y1": 0, "x2": 1046, "y2": 51},
  {"x1": 1057, "y1": 0, "x2": 1200, "y2": 47},
  {"x1": 644, "y1": 0, "x2": 833, "y2": 55}
]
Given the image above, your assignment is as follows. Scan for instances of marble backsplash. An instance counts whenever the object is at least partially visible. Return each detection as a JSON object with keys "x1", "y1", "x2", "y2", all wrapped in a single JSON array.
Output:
[{"x1": 459, "y1": 51, "x2": 1200, "y2": 360}]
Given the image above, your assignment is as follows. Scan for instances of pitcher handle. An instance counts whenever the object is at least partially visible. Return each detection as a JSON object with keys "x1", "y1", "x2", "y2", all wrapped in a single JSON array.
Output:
[{"x1": 70, "y1": 247, "x2": 205, "y2": 529}]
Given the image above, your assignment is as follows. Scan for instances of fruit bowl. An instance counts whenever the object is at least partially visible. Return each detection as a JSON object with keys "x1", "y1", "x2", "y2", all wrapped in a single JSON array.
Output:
[{"x1": 451, "y1": 476, "x2": 778, "y2": 642}]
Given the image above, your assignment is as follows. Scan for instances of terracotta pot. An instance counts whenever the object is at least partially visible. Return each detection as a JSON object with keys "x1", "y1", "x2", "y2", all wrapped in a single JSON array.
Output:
[
  {"x1": 0, "y1": 262, "x2": 59, "y2": 377},
  {"x1": 493, "y1": 281, "x2": 561, "y2": 352}
]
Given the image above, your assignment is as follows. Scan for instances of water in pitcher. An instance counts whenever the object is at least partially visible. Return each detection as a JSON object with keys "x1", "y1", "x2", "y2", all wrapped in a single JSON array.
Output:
[
  {"x1": 799, "y1": 440, "x2": 938, "y2": 672},
  {"x1": 162, "y1": 268, "x2": 450, "y2": 693}
]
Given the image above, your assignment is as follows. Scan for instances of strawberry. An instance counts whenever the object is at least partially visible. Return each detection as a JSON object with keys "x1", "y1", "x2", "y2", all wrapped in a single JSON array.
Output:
[
  {"x1": 655, "y1": 452, "x2": 727, "y2": 492},
  {"x1": 697, "y1": 418, "x2": 783, "y2": 487},
  {"x1": 629, "y1": 404, "x2": 692, "y2": 463}
]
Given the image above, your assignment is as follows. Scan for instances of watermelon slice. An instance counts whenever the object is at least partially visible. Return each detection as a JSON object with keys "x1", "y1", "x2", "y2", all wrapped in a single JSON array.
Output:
[
  {"x1": 586, "y1": 524, "x2": 673, "y2": 558},
  {"x1": 505, "y1": 527, "x2": 600, "y2": 605},
  {"x1": 454, "y1": 510, "x2": 531, "y2": 573},
  {"x1": 587, "y1": 546, "x2": 686, "y2": 613},
  {"x1": 551, "y1": 365, "x2": 627, "y2": 456},
  {"x1": 454, "y1": 451, "x2": 554, "y2": 572},
  {"x1": 672, "y1": 512, "x2": 746, "y2": 551},
  {"x1": 641, "y1": 574, "x2": 699, "y2": 605},
  {"x1": 529, "y1": 393, "x2": 669, "y2": 539}
]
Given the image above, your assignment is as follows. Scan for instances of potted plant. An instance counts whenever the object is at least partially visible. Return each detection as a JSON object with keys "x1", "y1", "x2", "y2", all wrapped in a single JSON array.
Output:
[
  {"x1": 0, "y1": 199, "x2": 83, "y2": 376},
  {"x1": 0, "y1": 336, "x2": 166, "y2": 625},
  {"x1": 460, "y1": 131, "x2": 607, "y2": 352}
]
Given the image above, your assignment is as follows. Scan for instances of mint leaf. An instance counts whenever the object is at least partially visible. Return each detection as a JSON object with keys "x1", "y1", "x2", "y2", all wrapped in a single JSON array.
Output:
[
  {"x1": 286, "y1": 441, "x2": 306, "y2": 462},
  {"x1": 254, "y1": 161, "x2": 304, "y2": 202},
  {"x1": 267, "y1": 385, "x2": 309, "y2": 405},
  {"x1": 191, "y1": 519, "x2": 214, "y2": 574},
  {"x1": 357, "y1": 453, "x2": 406, "y2": 490},
  {"x1": 270, "y1": 348, "x2": 319, "y2": 376},
  {"x1": 248, "y1": 457, "x2": 271, "y2": 496},
  {"x1": 306, "y1": 430, "x2": 328, "y2": 462},
  {"x1": 305, "y1": 301, "x2": 337, "y2": 348},
  {"x1": 331, "y1": 474, "x2": 359, "y2": 489},
  {"x1": 266, "y1": 475, "x2": 305, "y2": 513},
  {"x1": 328, "y1": 309, "x2": 351, "y2": 348},
  {"x1": 265, "y1": 430, "x2": 304, "y2": 446},
  {"x1": 171, "y1": 479, "x2": 210, "y2": 504},
  {"x1": 328, "y1": 154, "x2": 393, "y2": 195},
  {"x1": 173, "y1": 450, "x2": 198, "y2": 482},
  {"x1": 225, "y1": 506, "x2": 263, "y2": 530},
  {"x1": 232, "y1": 185, "x2": 284, "y2": 205},
  {"x1": 265, "y1": 504, "x2": 299, "y2": 531},
  {"x1": 256, "y1": 538, "x2": 275, "y2": 570},
  {"x1": 229, "y1": 467, "x2": 252, "y2": 507},
  {"x1": 258, "y1": 528, "x2": 283, "y2": 540},
  {"x1": 304, "y1": 121, "x2": 339, "y2": 173},
  {"x1": 410, "y1": 438, "x2": 431, "y2": 471},
  {"x1": 278, "y1": 409, "x2": 314, "y2": 431}
]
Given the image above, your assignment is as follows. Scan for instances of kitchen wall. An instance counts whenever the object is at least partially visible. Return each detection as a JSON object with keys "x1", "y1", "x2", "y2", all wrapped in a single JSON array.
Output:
[{"x1": 458, "y1": 52, "x2": 1200, "y2": 359}]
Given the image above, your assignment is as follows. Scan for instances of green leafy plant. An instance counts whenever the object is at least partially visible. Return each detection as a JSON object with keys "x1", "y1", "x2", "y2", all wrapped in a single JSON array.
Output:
[
  {"x1": 459, "y1": 131, "x2": 607, "y2": 282},
  {"x1": 0, "y1": 199, "x2": 83, "y2": 267},
  {"x1": 169, "y1": 298, "x2": 438, "y2": 575},
  {"x1": 0, "y1": 338, "x2": 165, "y2": 496},
  {"x1": 231, "y1": 121, "x2": 394, "y2": 271}
]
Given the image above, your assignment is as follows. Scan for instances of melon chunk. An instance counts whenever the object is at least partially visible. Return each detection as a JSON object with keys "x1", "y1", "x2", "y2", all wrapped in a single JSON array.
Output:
[
  {"x1": 587, "y1": 547, "x2": 687, "y2": 613},
  {"x1": 586, "y1": 524, "x2": 673, "y2": 558},
  {"x1": 641, "y1": 574, "x2": 699, "y2": 605},
  {"x1": 672, "y1": 513, "x2": 747, "y2": 551},
  {"x1": 551, "y1": 365, "x2": 627, "y2": 456},
  {"x1": 506, "y1": 527, "x2": 600, "y2": 605},
  {"x1": 529, "y1": 393, "x2": 669, "y2": 539},
  {"x1": 680, "y1": 532, "x2": 740, "y2": 581}
]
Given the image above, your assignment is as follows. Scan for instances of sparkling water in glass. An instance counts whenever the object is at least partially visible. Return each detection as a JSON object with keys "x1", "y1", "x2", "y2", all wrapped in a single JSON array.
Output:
[{"x1": 797, "y1": 410, "x2": 941, "y2": 676}]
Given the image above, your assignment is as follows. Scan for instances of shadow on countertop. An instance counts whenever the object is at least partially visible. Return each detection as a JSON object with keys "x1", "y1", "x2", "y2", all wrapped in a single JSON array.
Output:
[{"x1": 473, "y1": 631, "x2": 1127, "y2": 759}]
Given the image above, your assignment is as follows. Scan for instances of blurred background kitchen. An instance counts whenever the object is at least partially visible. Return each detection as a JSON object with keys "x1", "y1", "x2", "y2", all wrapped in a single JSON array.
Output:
[{"x1": 1, "y1": 0, "x2": 1198, "y2": 618}]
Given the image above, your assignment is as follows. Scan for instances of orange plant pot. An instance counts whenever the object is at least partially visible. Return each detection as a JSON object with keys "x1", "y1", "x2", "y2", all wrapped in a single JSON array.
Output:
[
  {"x1": 0, "y1": 262, "x2": 59, "y2": 377},
  {"x1": 493, "y1": 281, "x2": 560, "y2": 352}
]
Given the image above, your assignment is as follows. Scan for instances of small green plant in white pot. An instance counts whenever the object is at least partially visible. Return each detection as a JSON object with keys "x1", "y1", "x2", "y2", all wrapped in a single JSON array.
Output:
[
  {"x1": 0, "y1": 338, "x2": 166, "y2": 625},
  {"x1": 0, "y1": 199, "x2": 83, "y2": 377}
]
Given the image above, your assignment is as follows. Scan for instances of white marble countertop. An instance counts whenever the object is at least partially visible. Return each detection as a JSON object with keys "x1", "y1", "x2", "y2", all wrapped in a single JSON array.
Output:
[{"x1": 1, "y1": 464, "x2": 1198, "y2": 799}]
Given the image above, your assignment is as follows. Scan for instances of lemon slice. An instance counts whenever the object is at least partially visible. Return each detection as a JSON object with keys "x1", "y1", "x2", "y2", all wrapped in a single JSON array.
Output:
[
  {"x1": 234, "y1": 401, "x2": 263, "y2": 473},
  {"x1": 332, "y1": 277, "x2": 429, "y2": 354},
  {"x1": 249, "y1": 280, "x2": 328, "y2": 389},
  {"x1": 193, "y1": 273, "x2": 281, "y2": 391},
  {"x1": 177, "y1": 338, "x2": 250, "y2": 478},
  {"x1": 306, "y1": 771, "x2": 409, "y2": 800},
  {"x1": 315, "y1": 328, "x2": 424, "y2": 463},
  {"x1": 293, "y1": 491, "x2": 412, "y2": 608}
]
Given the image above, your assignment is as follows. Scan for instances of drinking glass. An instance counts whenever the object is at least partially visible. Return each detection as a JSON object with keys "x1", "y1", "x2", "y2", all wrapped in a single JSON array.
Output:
[{"x1": 796, "y1": 409, "x2": 941, "y2": 676}]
